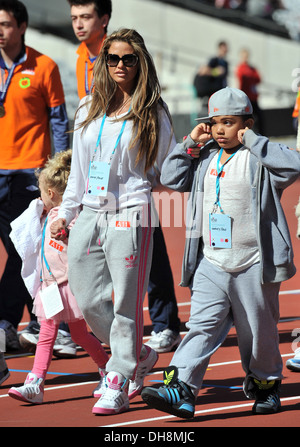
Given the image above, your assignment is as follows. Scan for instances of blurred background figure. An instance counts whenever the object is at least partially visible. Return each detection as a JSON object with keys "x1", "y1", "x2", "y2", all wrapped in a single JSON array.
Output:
[
  {"x1": 0, "y1": 0, "x2": 69, "y2": 351},
  {"x1": 215, "y1": 0, "x2": 247, "y2": 9},
  {"x1": 193, "y1": 40, "x2": 229, "y2": 104},
  {"x1": 235, "y1": 48, "x2": 263, "y2": 133}
]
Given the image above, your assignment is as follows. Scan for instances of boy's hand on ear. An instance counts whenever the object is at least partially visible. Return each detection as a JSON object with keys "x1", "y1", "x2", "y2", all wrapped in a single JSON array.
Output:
[
  {"x1": 190, "y1": 123, "x2": 212, "y2": 144},
  {"x1": 237, "y1": 127, "x2": 249, "y2": 144}
]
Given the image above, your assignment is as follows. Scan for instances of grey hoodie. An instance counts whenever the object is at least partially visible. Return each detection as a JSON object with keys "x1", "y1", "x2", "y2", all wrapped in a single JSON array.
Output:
[{"x1": 161, "y1": 130, "x2": 300, "y2": 286}]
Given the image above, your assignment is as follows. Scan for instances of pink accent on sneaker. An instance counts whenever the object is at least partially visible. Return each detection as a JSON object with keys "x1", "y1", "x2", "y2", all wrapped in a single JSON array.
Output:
[
  {"x1": 106, "y1": 373, "x2": 122, "y2": 390},
  {"x1": 92, "y1": 402, "x2": 128, "y2": 415},
  {"x1": 8, "y1": 389, "x2": 28, "y2": 403},
  {"x1": 25, "y1": 375, "x2": 35, "y2": 384},
  {"x1": 92, "y1": 371, "x2": 129, "y2": 415},
  {"x1": 128, "y1": 345, "x2": 158, "y2": 400},
  {"x1": 142, "y1": 344, "x2": 153, "y2": 361},
  {"x1": 93, "y1": 368, "x2": 107, "y2": 398},
  {"x1": 8, "y1": 373, "x2": 44, "y2": 404}
]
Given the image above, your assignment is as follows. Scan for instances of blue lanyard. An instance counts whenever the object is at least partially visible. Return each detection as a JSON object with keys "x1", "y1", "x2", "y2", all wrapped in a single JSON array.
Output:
[
  {"x1": 0, "y1": 63, "x2": 16, "y2": 106},
  {"x1": 40, "y1": 216, "x2": 53, "y2": 282},
  {"x1": 214, "y1": 148, "x2": 238, "y2": 213},
  {"x1": 0, "y1": 47, "x2": 27, "y2": 106},
  {"x1": 85, "y1": 61, "x2": 95, "y2": 95},
  {"x1": 93, "y1": 111, "x2": 129, "y2": 163}
]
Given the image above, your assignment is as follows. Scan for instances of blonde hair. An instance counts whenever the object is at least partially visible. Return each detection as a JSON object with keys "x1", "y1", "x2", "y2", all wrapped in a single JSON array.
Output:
[
  {"x1": 37, "y1": 149, "x2": 72, "y2": 196},
  {"x1": 76, "y1": 28, "x2": 172, "y2": 173}
]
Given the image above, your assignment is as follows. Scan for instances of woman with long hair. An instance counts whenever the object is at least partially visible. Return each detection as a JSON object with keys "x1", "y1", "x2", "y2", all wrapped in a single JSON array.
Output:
[{"x1": 50, "y1": 28, "x2": 176, "y2": 415}]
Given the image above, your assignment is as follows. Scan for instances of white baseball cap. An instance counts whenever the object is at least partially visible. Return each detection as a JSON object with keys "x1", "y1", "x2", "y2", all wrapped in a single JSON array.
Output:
[{"x1": 196, "y1": 87, "x2": 253, "y2": 122}]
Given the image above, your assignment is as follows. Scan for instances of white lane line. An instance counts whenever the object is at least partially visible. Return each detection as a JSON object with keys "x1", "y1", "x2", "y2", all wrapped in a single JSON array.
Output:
[
  {"x1": 17, "y1": 289, "x2": 300, "y2": 327},
  {"x1": 100, "y1": 395, "x2": 300, "y2": 427},
  {"x1": 5, "y1": 288, "x2": 299, "y2": 423},
  {"x1": 0, "y1": 381, "x2": 99, "y2": 398},
  {"x1": 4, "y1": 355, "x2": 293, "y2": 397},
  {"x1": 2, "y1": 354, "x2": 299, "y2": 427},
  {"x1": 279, "y1": 289, "x2": 300, "y2": 295}
]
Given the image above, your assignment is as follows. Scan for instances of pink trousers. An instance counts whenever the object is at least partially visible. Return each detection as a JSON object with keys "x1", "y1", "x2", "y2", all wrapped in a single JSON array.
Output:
[{"x1": 31, "y1": 318, "x2": 109, "y2": 379}]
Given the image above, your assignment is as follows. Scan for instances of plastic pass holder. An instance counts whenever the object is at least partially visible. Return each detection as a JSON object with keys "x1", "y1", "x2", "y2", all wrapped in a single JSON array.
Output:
[
  {"x1": 209, "y1": 213, "x2": 232, "y2": 248},
  {"x1": 87, "y1": 161, "x2": 110, "y2": 196},
  {"x1": 40, "y1": 282, "x2": 64, "y2": 319}
]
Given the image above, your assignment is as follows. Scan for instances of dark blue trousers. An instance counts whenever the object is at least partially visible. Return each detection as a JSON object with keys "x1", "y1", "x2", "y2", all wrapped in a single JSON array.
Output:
[
  {"x1": 0, "y1": 172, "x2": 39, "y2": 328},
  {"x1": 148, "y1": 223, "x2": 180, "y2": 334}
]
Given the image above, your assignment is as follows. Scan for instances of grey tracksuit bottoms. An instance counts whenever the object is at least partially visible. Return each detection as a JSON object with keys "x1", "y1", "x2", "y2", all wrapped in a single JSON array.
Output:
[
  {"x1": 171, "y1": 255, "x2": 283, "y2": 396},
  {"x1": 67, "y1": 205, "x2": 153, "y2": 379}
]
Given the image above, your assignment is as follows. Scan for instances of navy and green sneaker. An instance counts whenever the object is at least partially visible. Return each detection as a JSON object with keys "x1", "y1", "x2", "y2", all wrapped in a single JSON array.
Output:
[
  {"x1": 141, "y1": 366, "x2": 195, "y2": 419},
  {"x1": 249, "y1": 378, "x2": 281, "y2": 414}
]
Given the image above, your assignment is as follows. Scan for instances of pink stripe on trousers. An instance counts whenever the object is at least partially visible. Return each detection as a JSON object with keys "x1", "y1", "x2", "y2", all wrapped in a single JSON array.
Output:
[{"x1": 134, "y1": 204, "x2": 152, "y2": 377}]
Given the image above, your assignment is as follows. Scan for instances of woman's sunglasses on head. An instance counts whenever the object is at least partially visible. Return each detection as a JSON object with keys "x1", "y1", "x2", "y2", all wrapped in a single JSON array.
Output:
[{"x1": 106, "y1": 53, "x2": 139, "y2": 67}]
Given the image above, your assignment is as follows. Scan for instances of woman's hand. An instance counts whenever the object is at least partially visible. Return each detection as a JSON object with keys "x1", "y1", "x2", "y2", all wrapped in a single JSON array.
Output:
[{"x1": 186, "y1": 146, "x2": 202, "y2": 158}]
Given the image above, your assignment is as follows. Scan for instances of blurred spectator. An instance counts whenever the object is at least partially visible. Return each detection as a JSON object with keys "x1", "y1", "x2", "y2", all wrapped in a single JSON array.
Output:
[
  {"x1": 235, "y1": 48, "x2": 263, "y2": 133},
  {"x1": 193, "y1": 41, "x2": 229, "y2": 99},
  {"x1": 292, "y1": 91, "x2": 300, "y2": 151},
  {"x1": 207, "y1": 40, "x2": 229, "y2": 90},
  {"x1": 215, "y1": 0, "x2": 246, "y2": 9},
  {"x1": 215, "y1": 0, "x2": 231, "y2": 7},
  {"x1": 247, "y1": 0, "x2": 283, "y2": 18},
  {"x1": 196, "y1": 0, "x2": 284, "y2": 16}
]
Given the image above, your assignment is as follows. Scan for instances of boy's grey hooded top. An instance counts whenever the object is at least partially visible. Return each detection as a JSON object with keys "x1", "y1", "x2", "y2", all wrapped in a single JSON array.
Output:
[{"x1": 160, "y1": 130, "x2": 300, "y2": 286}]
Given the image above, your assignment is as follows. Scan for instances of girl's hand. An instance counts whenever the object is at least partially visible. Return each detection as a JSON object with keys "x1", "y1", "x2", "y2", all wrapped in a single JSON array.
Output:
[
  {"x1": 190, "y1": 122, "x2": 212, "y2": 144},
  {"x1": 50, "y1": 218, "x2": 67, "y2": 240}
]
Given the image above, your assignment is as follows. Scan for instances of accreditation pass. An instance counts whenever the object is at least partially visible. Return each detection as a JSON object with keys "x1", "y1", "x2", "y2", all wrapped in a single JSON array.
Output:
[
  {"x1": 87, "y1": 160, "x2": 110, "y2": 196},
  {"x1": 209, "y1": 213, "x2": 232, "y2": 248}
]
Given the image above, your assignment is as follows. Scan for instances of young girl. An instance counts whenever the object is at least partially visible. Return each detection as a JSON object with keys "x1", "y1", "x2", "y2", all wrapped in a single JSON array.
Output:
[
  {"x1": 8, "y1": 150, "x2": 109, "y2": 404},
  {"x1": 50, "y1": 29, "x2": 176, "y2": 415}
]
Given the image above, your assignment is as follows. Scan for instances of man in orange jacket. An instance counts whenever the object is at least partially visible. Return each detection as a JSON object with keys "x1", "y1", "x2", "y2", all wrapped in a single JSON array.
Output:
[
  {"x1": 68, "y1": 0, "x2": 111, "y2": 99},
  {"x1": 0, "y1": 0, "x2": 69, "y2": 350}
]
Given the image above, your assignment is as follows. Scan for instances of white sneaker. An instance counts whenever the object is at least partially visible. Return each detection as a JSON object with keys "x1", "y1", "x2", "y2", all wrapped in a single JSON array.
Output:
[
  {"x1": 9, "y1": 373, "x2": 44, "y2": 404},
  {"x1": 0, "y1": 319, "x2": 20, "y2": 351},
  {"x1": 286, "y1": 347, "x2": 300, "y2": 371},
  {"x1": 53, "y1": 329, "x2": 77, "y2": 358},
  {"x1": 0, "y1": 352, "x2": 10, "y2": 386},
  {"x1": 128, "y1": 345, "x2": 158, "y2": 399},
  {"x1": 93, "y1": 368, "x2": 107, "y2": 398},
  {"x1": 145, "y1": 329, "x2": 181, "y2": 353},
  {"x1": 18, "y1": 321, "x2": 40, "y2": 353},
  {"x1": 92, "y1": 371, "x2": 129, "y2": 415}
]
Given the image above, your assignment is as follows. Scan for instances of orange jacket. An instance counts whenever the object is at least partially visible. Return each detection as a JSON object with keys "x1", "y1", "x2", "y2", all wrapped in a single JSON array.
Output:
[
  {"x1": 75, "y1": 37, "x2": 106, "y2": 99},
  {"x1": 293, "y1": 91, "x2": 300, "y2": 118},
  {"x1": 0, "y1": 46, "x2": 67, "y2": 169}
]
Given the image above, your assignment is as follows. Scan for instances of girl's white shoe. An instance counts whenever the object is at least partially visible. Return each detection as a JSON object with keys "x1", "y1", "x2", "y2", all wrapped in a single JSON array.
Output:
[
  {"x1": 92, "y1": 371, "x2": 129, "y2": 415},
  {"x1": 9, "y1": 373, "x2": 44, "y2": 404},
  {"x1": 93, "y1": 367, "x2": 107, "y2": 398}
]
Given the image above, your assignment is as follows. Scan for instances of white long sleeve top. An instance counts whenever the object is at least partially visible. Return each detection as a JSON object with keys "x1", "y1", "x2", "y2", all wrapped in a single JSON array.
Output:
[{"x1": 58, "y1": 97, "x2": 176, "y2": 225}]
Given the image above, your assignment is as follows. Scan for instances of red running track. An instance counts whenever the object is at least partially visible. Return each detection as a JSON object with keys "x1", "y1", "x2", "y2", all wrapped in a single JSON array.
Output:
[{"x1": 0, "y1": 179, "x2": 300, "y2": 429}]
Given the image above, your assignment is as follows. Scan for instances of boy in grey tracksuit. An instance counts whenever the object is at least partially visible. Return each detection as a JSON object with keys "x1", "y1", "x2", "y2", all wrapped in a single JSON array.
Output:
[{"x1": 141, "y1": 87, "x2": 300, "y2": 418}]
